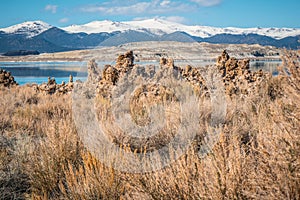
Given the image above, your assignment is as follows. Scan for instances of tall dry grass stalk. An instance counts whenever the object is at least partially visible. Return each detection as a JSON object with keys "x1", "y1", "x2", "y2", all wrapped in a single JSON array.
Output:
[{"x1": 0, "y1": 51, "x2": 299, "y2": 199}]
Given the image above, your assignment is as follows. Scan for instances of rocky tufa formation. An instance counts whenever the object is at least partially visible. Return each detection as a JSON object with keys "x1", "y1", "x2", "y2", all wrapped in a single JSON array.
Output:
[
  {"x1": 115, "y1": 50, "x2": 134, "y2": 75},
  {"x1": 1, "y1": 50, "x2": 268, "y2": 98},
  {"x1": 0, "y1": 69, "x2": 18, "y2": 87},
  {"x1": 181, "y1": 64, "x2": 207, "y2": 95},
  {"x1": 96, "y1": 51, "x2": 136, "y2": 98},
  {"x1": 34, "y1": 76, "x2": 74, "y2": 95},
  {"x1": 94, "y1": 50, "x2": 268, "y2": 100},
  {"x1": 217, "y1": 50, "x2": 267, "y2": 96},
  {"x1": 87, "y1": 59, "x2": 101, "y2": 84}
]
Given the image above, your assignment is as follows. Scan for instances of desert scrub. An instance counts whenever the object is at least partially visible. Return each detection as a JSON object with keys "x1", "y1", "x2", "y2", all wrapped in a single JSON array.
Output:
[{"x1": 0, "y1": 50, "x2": 299, "y2": 199}]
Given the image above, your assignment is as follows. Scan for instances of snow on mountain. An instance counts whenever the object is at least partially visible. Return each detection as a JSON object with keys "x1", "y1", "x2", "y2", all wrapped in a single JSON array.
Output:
[
  {"x1": 63, "y1": 20, "x2": 138, "y2": 34},
  {"x1": 62, "y1": 18, "x2": 300, "y2": 40},
  {"x1": 200, "y1": 26, "x2": 300, "y2": 40},
  {"x1": 0, "y1": 21, "x2": 52, "y2": 38},
  {"x1": 1, "y1": 19, "x2": 299, "y2": 40},
  {"x1": 126, "y1": 19, "x2": 300, "y2": 39},
  {"x1": 125, "y1": 18, "x2": 185, "y2": 35},
  {"x1": 63, "y1": 18, "x2": 187, "y2": 35}
]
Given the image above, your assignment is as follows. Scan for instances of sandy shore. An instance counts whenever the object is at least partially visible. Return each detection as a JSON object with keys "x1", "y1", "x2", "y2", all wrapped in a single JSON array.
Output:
[{"x1": 0, "y1": 42, "x2": 283, "y2": 62}]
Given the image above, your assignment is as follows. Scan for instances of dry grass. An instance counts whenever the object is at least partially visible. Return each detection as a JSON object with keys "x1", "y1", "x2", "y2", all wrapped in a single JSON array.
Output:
[{"x1": 0, "y1": 52, "x2": 299, "y2": 199}]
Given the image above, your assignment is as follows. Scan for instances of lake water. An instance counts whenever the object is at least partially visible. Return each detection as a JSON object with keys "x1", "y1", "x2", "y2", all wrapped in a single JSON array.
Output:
[
  {"x1": 0, "y1": 61, "x2": 88, "y2": 85},
  {"x1": 0, "y1": 60, "x2": 282, "y2": 85}
]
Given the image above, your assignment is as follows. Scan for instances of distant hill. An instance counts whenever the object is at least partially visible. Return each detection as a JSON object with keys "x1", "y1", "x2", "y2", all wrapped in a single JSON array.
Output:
[
  {"x1": 3, "y1": 50, "x2": 39, "y2": 56},
  {"x1": 0, "y1": 19, "x2": 299, "y2": 53},
  {"x1": 35, "y1": 27, "x2": 117, "y2": 48},
  {"x1": 0, "y1": 31, "x2": 70, "y2": 53}
]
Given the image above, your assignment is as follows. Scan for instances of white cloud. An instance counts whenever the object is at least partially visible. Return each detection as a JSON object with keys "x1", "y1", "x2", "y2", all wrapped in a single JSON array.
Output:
[
  {"x1": 133, "y1": 16, "x2": 188, "y2": 24},
  {"x1": 81, "y1": 6, "x2": 106, "y2": 13},
  {"x1": 81, "y1": 0, "x2": 192, "y2": 15},
  {"x1": 108, "y1": 2, "x2": 150, "y2": 14},
  {"x1": 80, "y1": 2, "x2": 150, "y2": 14},
  {"x1": 59, "y1": 18, "x2": 69, "y2": 23},
  {"x1": 161, "y1": 16, "x2": 187, "y2": 23},
  {"x1": 160, "y1": 0, "x2": 171, "y2": 7},
  {"x1": 190, "y1": 0, "x2": 222, "y2": 7},
  {"x1": 45, "y1": 4, "x2": 57, "y2": 14}
]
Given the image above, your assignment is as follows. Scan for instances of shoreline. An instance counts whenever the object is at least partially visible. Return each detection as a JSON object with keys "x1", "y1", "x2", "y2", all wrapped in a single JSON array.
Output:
[
  {"x1": 0, "y1": 41, "x2": 285, "y2": 62},
  {"x1": 0, "y1": 56, "x2": 283, "y2": 63}
]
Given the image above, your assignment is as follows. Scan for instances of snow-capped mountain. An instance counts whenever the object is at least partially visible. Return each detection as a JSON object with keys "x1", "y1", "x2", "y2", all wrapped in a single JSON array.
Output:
[
  {"x1": 0, "y1": 21, "x2": 52, "y2": 38},
  {"x1": 1, "y1": 19, "x2": 299, "y2": 40},
  {"x1": 64, "y1": 20, "x2": 135, "y2": 34},
  {"x1": 0, "y1": 19, "x2": 299, "y2": 53},
  {"x1": 63, "y1": 18, "x2": 300, "y2": 40}
]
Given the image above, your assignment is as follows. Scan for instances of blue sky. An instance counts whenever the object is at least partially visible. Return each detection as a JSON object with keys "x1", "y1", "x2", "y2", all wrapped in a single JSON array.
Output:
[{"x1": 1, "y1": 0, "x2": 299, "y2": 28}]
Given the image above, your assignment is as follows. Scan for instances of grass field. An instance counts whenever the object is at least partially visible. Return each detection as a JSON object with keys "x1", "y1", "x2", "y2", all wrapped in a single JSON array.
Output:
[{"x1": 0, "y1": 51, "x2": 299, "y2": 199}]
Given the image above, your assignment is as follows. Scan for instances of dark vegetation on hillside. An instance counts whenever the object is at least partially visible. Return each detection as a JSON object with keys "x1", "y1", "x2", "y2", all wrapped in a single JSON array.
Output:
[{"x1": 3, "y1": 50, "x2": 39, "y2": 56}]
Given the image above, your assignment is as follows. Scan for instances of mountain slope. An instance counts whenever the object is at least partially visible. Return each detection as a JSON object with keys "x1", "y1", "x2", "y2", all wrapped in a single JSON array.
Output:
[
  {"x1": 202, "y1": 33, "x2": 300, "y2": 49},
  {"x1": 35, "y1": 27, "x2": 116, "y2": 48},
  {"x1": 64, "y1": 20, "x2": 134, "y2": 34},
  {"x1": 99, "y1": 30, "x2": 156, "y2": 46},
  {"x1": 0, "y1": 19, "x2": 300, "y2": 53},
  {"x1": 0, "y1": 33, "x2": 70, "y2": 53},
  {"x1": 203, "y1": 33, "x2": 277, "y2": 45},
  {"x1": 63, "y1": 18, "x2": 300, "y2": 40},
  {"x1": 160, "y1": 31, "x2": 199, "y2": 42},
  {"x1": 0, "y1": 21, "x2": 52, "y2": 38},
  {"x1": 276, "y1": 35, "x2": 300, "y2": 49}
]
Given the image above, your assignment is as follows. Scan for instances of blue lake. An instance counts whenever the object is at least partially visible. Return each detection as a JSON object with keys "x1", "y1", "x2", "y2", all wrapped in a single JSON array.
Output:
[
  {"x1": 0, "y1": 61, "x2": 88, "y2": 85},
  {"x1": 0, "y1": 60, "x2": 282, "y2": 85}
]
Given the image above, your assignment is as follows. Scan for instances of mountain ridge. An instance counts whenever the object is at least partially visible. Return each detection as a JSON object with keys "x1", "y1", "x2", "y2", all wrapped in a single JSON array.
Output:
[
  {"x1": 2, "y1": 19, "x2": 300, "y2": 40},
  {"x1": 0, "y1": 21, "x2": 52, "y2": 38},
  {"x1": 0, "y1": 19, "x2": 299, "y2": 53},
  {"x1": 62, "y1": 18, "x2": 300, "y2": 40}
]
